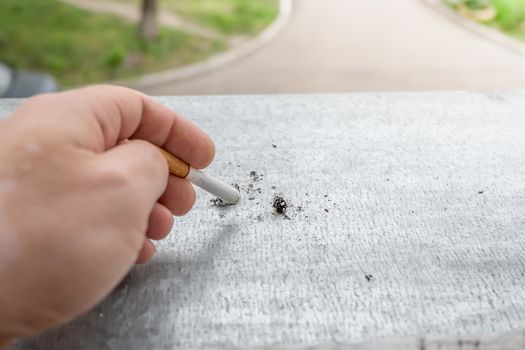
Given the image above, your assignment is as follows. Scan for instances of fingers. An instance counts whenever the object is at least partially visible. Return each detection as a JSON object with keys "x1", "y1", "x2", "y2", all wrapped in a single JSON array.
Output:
[
  {"x1": 15, "y1": 86, "x2": 210, "y2": 267},
  {"x1": 132, "y1": 95, "x2": 215, "y2": 169},
  {"x1": 145, "y1": 177, "x2": 194, "y2": 242},
  {"x1": 96, "y1": 140, "x2": 194, "y2": 231},
  {"x1": 18, "y1": 85, "x2": 215, "y2": 169},
  {"x1": 139, "y1": 184, "x2": 194, "y2": 264},
  {"x1": 147, "y1": 203, "x2": 174, "y2": 240},
  {"x1": 158, "y1": 176, "x2": 196, "y2": 216},
  {"x1": 96, "y1": 139, "x2": 169, "y2": 211},
  {"x1": 136, "y1": 239, "x2": 155, "y2": 264}
]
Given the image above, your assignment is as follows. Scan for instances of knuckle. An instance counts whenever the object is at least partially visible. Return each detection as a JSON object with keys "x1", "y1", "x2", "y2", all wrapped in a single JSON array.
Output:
[
  {"x1": 96, "y1": 161, "x2": 135, "y2": 191},
  {"x1": 92, "y1": 141, "x2": 169, "y2": 199}
]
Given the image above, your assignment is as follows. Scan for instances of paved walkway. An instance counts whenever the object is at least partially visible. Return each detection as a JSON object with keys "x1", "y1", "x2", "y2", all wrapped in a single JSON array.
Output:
[
  {"x1": 143, "y1": 0, "x2": 525, "y2": 95},
  {"x1": 60, "y1": 0, "x2": 220, "y2": 39}
]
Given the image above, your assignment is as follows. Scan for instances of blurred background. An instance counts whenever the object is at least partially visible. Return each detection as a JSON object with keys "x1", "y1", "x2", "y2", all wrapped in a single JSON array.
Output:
[{"x1": 1, "y1": 0, "x2": 525, "y2": 97}]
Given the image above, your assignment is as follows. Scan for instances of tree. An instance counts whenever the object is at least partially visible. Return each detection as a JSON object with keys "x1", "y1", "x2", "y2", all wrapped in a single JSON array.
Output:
[{"x1": 138, "y1": 0, "x2": 158, "y2": 40}]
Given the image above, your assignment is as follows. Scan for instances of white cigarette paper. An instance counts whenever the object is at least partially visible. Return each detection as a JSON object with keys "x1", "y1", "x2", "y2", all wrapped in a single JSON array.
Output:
[{"x1": 187, "y1": 168, "x2": 240, "y2": 205}]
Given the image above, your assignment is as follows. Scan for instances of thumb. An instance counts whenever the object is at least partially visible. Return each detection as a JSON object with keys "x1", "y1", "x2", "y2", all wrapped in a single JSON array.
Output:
[{"x1": 96, "y1": 140, "x2": 169, "y2": 215}]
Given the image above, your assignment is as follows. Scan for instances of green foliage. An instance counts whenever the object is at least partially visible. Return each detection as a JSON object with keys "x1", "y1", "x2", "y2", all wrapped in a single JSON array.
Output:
[
  {"x1": 103, "y1": 47, "x2": 126, "y2": 69},
  {"x1": 117, "y1": 0, "x2": 279, "y2": 35},
  {"x1": 466, "y1": 0, "x2": 492, "y2": 10},
  {"x1": 0, "y1": 0, "x2": 225, "y2": 86},
  {"x1": 492, "y1": 0, "x2": 525, "y2": 32},
  {"x1": 446, "y1": 0, "x2": 525, "y2": 41},
  {"x1": 172, "y1": 0, "x2": 279, "y2": 34}
]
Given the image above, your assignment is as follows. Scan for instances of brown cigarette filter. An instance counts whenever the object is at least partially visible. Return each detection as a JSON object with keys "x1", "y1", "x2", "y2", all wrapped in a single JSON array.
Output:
[{"x1": 156, "y1": 146, "x2": 190, "y2": 178}]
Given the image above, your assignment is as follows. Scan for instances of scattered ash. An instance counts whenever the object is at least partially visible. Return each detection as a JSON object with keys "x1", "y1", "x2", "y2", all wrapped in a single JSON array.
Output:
[
  {"x1": 272, "y1": 194, "x2": 292, "y2": 220},
  {"x1": 268, "y1": 191, "x2": 311, "y2": 220},
  {"x1": 208, "y1": 171, "x2": 310, "y2": 222},
  {"x1": 273, "y1": 195, "x2": 288, "y2": 214},
  {"x1": 249, "y1": 171, "x2": 263, "y2": 182},
  {"x1": 247, "y1": 183, "x2": 261, "y2": 193},
  {"x1": 243, "y1": 171, "x2": 263, "y2": 201},
  {"x1": 210, "y1": 198, "x2": 229, "y2": 206},
  {"x1": 365, "y1": 274, "x2": 374, "y2": 282}
]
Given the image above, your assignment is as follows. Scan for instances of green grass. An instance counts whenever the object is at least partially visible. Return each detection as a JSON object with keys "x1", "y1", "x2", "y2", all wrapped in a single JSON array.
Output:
[
  {"x1": 118, "y1": 0, "x2": 279, "y2": 35},
  {"x1": 490, "y1": 0, "x2": 525, "y2": 40},
  {"x1": 446, "y1": 0, "x2": 525, "y2": 42},
  {"x1": 164, "y1": 0, "x2": 279, "y2": 35},
  {"x1": 0, "y1": 0, "x2": 226, "y2": 87}
]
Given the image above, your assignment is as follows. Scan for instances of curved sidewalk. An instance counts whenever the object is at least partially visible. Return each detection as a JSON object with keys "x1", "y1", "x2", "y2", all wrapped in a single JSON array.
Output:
[{"x1": 141, "y1": 0, "x2": 525, "y2": 95}]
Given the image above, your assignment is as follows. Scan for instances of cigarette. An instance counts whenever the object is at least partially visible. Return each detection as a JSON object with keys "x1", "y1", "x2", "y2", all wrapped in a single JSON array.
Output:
[{"x1": 156, "y1": 146, "x2": 240, "y2": 205}]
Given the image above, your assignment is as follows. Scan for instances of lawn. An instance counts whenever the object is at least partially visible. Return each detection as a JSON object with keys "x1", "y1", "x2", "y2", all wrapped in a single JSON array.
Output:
[
  {"x1": 118, "y1": 0, "x2": 279, "y2": 35},
  {"x1": 160, "y1": 0, "x2": 279, "y2": 35},
  {"x1": 0, "y1": 0, "x2": 226, "y2": 87},
  {"x1": 446, "y1": 0, "x2": 525, "y2": 42}
]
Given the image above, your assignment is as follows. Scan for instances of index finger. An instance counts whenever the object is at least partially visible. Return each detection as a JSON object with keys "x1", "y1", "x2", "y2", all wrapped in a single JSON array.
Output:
[
  {"x1": 16, "y1": 85, "x2": 215, "y2": 169},
  {"x1": 132, "y1": 91, "x2": 215, "y2": 169}
]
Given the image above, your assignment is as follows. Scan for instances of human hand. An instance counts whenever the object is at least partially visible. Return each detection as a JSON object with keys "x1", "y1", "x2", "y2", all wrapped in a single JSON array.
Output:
[{"x1": 0, "y1": 85, "x2": 214, "y2": 347}]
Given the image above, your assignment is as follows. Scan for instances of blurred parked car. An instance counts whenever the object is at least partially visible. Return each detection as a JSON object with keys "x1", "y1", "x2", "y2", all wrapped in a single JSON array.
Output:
[{"x1": 0, "y1": 63, "x2": 59, "y2": 98}]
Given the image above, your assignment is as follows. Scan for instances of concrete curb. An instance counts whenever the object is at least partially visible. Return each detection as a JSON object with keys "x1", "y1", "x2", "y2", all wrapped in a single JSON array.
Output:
[
  {"x1": 119, "y1": 0, "x2": 293, "y2": 90},
  {"x1": 421, "y1": 0, "x2": 525, "y2": 58}
]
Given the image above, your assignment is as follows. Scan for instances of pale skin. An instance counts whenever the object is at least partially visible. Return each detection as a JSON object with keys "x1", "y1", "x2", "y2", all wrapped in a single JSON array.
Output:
[{"x1": 0, "y1": 85, "x2": 215, "y2": 348}]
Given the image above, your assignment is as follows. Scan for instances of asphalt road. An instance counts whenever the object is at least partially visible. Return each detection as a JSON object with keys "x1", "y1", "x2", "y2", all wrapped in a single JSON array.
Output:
[{"x1": 143, "y1": 0, "x2": 525, "y2": 95}]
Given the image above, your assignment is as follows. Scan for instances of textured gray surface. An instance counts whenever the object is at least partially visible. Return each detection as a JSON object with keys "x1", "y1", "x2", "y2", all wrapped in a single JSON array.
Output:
[{"x1": 3, "y1": 92, "x2": 525, "y2": 349}]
